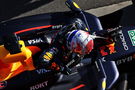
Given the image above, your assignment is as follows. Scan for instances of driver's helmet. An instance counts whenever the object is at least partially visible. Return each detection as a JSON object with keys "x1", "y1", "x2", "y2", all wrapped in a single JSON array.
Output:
[{"x1": 67, "y1": 30, "x2": 94, "y2": 55}]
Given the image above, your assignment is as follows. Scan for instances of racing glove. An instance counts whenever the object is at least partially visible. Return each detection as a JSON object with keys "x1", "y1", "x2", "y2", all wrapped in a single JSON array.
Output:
[
  {"x1": 38, "y1": 47, "x2": 59, "y2": 69},
  {"x1": 40, "y1": 48, "x2": 71, "y2": 73}
]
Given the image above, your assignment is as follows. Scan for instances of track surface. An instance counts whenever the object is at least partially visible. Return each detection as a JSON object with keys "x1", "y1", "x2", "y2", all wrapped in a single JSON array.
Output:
[{"x1": 0, "y1": 0, "x2": 129, "y2": 22}]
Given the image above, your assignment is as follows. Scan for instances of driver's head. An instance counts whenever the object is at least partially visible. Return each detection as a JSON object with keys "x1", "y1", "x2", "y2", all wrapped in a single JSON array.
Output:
[{"x1": 67, "y1": 30, "x2": 94, "y2": 55}]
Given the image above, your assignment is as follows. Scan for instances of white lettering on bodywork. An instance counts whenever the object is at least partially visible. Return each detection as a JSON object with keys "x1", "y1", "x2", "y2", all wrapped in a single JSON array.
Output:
[
  {"x1": 30, "y1": 81, "x2": 48, "y2": 90},
  {"x1": 119, "y1": 30, "x2": 129, "y2": 50},
  {"x1": 28, "y1": 38, "x2": 43, "y2": 44},
  {"x1": 36, "y1": 69, "x2": 50, "y2": 74}
]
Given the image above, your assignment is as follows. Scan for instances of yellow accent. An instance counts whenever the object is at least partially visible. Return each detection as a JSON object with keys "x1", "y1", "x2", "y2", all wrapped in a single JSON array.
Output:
[
  {"x1": 4, "y1": 62, "x2": 22, "y2": 81},
  {"x1": 107, "y1": 43, "x2": 116, "y2": 54},
  {"x1": 43, "y1": 52, "x2": 53, "y2": 60},
  {"x1": 102, "y1": 80, "x2": 106, "y2": 89},
  {"x1": 11, "y1": 62, "x2": 22, "y2": 72},
  {"x1": 107, "y1": 43, "x2": 115, "y2": 47},
  {"x1": 0, "y1": 40, "x2": 32, "y2": 63},
  {"x1": 85, "y1": 28, "x2": 88, "y2": 31},
  {"x1": 73, "y1": 2, "x2": 80, "y2": 8},
  {"x1": 46, "y1": 52, "x2": 53, "y2": 59},
  {"x1": 0, "y1": 40, "x2": 34, "y2": 81},
  {"x1": 19, "y1": 40, "x2": 25, "y2": 47},
  {"x1": 43, "y1": 55, "x2": 51, "y2": 60},
  {"x1": 19, "y1": 40, "x2": 32, "y2": 59}
]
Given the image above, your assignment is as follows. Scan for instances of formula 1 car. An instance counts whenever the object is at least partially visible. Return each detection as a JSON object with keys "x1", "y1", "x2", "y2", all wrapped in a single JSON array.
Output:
[{"x1": 0, "y1": 0, "x2": 135, "y2": 90}]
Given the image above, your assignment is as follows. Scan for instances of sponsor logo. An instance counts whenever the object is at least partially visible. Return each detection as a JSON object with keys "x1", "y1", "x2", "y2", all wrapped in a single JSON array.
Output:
[
  {"x1": 116, "y1": 56, "x2": 133, "y2": 65},
  {"x1": 119, "y1": 30, "x2": 129, "y2": 50},
  {"x1": 100, "y1": 43, "x2": 116, "y2": 56},
  {"x1": 30, "y1": 81, "x2": 48, "y2": 90},
  {"x1": 36, "y1": 69, "x2": 51, "y2": 74},
  {"x1": 52, "y1": 25, "x2": 62, "y2": 29},
  {"x1": 128, "y1": 30, "x2": 135, "y2": 46},
  {"x1": 66, "y1": 53, "x2": 79, "y2": 67},
  {"x1": 66, "y1": 59, "x2": 75, "y2": 67},
  {"x1": 27, "y1": 38, "x2": 43, "y2": 45},
  {"x1": 0, "y1": 81, "x2": 7, "y2": 89}
]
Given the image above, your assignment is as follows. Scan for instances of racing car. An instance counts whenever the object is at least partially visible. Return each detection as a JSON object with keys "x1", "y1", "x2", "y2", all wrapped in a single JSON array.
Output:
[{"x1": 0, "y1": 0, "x2": 135, "y2": 90}]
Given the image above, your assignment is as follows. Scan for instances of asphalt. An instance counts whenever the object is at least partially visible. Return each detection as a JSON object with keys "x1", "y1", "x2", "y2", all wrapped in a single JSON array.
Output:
[
  {"x1": 86, "y1": 1, "x2": 135, "y2": 28},
  {"x1": 0, "y1": 0, "x2": 130, "y2": 22}
]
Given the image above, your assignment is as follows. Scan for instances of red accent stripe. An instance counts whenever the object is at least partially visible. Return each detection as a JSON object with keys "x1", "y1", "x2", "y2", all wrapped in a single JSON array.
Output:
[
  {"x1": 0, "y1": 85, "x2": 4, "y2": 88},
  {"x1": 15, "y1": 25, "x2": 52, "y2": 34},
  {"x1": 27, "y1": 46, "x2": 41, "y2": 55},
  {"x1": 70, "y1": 84, "x2": 85, "y2": 90}
]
